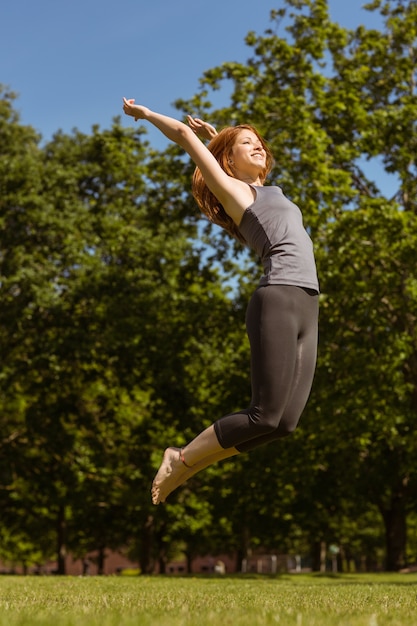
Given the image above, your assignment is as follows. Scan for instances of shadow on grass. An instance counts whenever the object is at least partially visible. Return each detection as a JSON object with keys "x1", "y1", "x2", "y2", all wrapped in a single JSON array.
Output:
[{"x1": 149, "y1": 572, "x2": 417, "y2": 586}]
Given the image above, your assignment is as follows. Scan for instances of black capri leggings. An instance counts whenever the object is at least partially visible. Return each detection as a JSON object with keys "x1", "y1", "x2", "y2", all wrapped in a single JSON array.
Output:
[{"x1": 214, "y1": 284, "x2": 319, "y2": 452}]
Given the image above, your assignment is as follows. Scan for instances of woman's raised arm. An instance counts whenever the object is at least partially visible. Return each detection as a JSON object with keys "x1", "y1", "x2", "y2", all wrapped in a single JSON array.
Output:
[
  {"x1": 122, "y1": 98, "x2": 244, "y2": 212},
  {"x1": 123, "y1": 98, "x2": 199, "y2": 149}
]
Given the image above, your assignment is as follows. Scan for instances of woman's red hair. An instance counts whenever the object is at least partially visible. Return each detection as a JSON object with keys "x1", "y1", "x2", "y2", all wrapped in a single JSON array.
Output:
[{"x1": 191, "y1": 125, "x2": 274, "y2": 243}]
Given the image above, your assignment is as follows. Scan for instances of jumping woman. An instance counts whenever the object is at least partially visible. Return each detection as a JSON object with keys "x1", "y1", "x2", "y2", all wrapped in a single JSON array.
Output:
[{"x1": 123, "y1": 99, "x2": 319, "y2": 505}]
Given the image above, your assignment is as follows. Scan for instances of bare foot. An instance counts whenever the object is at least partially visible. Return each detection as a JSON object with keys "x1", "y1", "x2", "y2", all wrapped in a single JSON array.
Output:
[
  {"x1": 152, "y1": 448, "x2": 239, "y2": 504},
  {"x1": 151, "y1": 447, "x2": 188, "y2": 505}
]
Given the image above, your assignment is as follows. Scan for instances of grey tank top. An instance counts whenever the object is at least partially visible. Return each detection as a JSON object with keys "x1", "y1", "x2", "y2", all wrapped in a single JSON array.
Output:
[{"x1": 238, "y1": 185, "x2": 319, "y2": 292}]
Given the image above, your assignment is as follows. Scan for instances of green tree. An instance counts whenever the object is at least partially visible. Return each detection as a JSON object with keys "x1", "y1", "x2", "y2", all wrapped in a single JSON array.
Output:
[
  {"x1": 0, "y1": 88, "x2": 242, "y2": 573},
  {"x1": 2, "y1": 0, "x2": 416, "y2": 574},
  {"x1": 174, "y1": 0, "x2": 417, "y2": 570}
]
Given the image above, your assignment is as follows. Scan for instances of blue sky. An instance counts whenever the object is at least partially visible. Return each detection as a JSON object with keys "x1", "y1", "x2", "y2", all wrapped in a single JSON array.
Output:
[{"x1": 1, "y1": 0, "x2": 383, "y2": 150}]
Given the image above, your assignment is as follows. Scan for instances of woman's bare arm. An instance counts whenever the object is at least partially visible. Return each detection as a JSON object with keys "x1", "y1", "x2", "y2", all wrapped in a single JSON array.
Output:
[{"x1": 122, "y1": 98, "x2": 251, "y2": 223}]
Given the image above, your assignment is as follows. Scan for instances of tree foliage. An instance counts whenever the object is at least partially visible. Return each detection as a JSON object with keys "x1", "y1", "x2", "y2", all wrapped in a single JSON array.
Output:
[
  {"x1": 0, "y1": 86, "x2": 241, "y2": 573},
  {"x1": 174, "y1": 0, "x2": 417, "y2": 571},
  {"x1": 1, "y1": 0, "x2": 416, "y2": 574}
]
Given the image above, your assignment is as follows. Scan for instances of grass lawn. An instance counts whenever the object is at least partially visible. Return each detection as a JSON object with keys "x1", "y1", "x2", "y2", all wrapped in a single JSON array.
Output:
[{"x1": 0, "y1": 573, "x2": 416, "y2": 626}]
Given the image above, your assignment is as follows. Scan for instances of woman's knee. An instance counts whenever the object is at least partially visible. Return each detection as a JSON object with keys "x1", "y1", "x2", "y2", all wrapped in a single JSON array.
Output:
[
  {"x1": 249, "y1": 406, "x2": 283, "y2": 434},
  {"x1": 253, "y1": 405, "x2": 301, "y2": 438},
  {"x1": 275, "y1": 405, "x2": 304, "y2": 437},
  {"x1": 275, "y1": 419, "x2": 298, "y2": 438}
]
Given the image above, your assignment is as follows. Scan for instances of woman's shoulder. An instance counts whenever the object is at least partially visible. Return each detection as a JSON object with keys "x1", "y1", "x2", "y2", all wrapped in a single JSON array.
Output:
[
  {"x1": 248, "y1": 184, "x2": 284, "y2": 201},
  {"x1": 252, "y1": 184, "x2": 283, "y2": 193}
]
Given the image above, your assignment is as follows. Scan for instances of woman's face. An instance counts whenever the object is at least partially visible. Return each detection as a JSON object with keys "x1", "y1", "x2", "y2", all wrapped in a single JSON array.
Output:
[{"x1": 230, "y1": 129, "x2": 266, "y2": 177}]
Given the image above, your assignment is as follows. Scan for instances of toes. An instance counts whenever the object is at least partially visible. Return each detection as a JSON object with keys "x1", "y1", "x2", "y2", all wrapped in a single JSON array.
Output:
[
  {"x1": 151, "y1": 487, "x2": 161, "y2": 505},
  {"x1": 150, "y1": 447, "x2": 184, "y2": 504}
]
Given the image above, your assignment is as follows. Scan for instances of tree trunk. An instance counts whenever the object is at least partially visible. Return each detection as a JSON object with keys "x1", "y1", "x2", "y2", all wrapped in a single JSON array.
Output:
[
  {"x1": 97, "y1": 546, "x2": 106, "y2": 575},
  {"x1": 237, "y1": 525, "x2": 251, "y2": 572},
  {"x1": 379, "y1": 489, "x2": 407, "y2": 571},
  {"x1": 158, "y1": 556, "x2": 167, "y2": 574},
  {"x1": 186, "y1": 551, "x2": 193, "y2": 574},
  {"x1": 139, "y1": 515, "x2": 155, "y2": 574},
  {"x1": 56, "y1": 505, "x2": 66, "y2": 575},
  {"x1": 311, "y1": 540, "x2": 326, "y2": 572}
]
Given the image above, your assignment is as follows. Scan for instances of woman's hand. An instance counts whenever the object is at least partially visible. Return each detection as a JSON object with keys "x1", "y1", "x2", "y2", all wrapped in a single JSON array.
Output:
[
  {"x1": 187, "y1": 116, "x2": 218, "y2": 141},
  {"x1": 122, "y1": 97, "x2": 150, "y2": 121}
]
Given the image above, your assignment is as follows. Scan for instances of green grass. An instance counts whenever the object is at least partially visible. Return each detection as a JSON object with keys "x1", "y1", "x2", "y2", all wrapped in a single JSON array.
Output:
[{"x1": 0, "y1": 573, "x2": 416, "y2": 626}]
